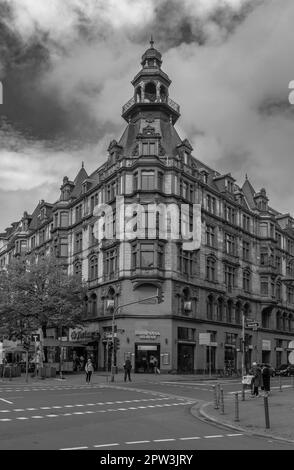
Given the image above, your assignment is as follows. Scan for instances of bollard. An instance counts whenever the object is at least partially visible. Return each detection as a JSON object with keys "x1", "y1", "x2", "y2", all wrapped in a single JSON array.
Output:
[
  {"x1": 213, "y1": 385, "x2": 219, "y2": 409},
  {"x1": 292, "y1": 375, "x2": 294, "y2": 389},
  {"x1": 279, "y1": 374, "x2": 282, "y2": 392},
  {"x1": 220, "y1": 387, "x2": 224, "y2": 414},
  {"x1": 263, "y1": 395, "x2": 270, "y2": 429},
  {"x1": 9, "y1": 366, "x2": 12, "y2": 381},
  {"x1": 234, "y1": 393, "x2": 240, "y2": 422},
  {"x1": 241, "y1": 383, "x2": 245, "y2": 401}
]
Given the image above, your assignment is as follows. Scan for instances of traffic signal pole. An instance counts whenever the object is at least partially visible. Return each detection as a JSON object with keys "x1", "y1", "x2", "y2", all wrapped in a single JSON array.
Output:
[{"x1": 110, "y1": 292, "x2": 163, "y2": 382}]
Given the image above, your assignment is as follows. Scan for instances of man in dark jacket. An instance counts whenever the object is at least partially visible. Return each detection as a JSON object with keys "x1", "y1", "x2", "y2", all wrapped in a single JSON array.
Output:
[
  {"x1": 124, "y1": 358, "x2": 132, "y2": 382},
  {"x1": 250, "y1": 362, "x2": 262, "y2": 397}
]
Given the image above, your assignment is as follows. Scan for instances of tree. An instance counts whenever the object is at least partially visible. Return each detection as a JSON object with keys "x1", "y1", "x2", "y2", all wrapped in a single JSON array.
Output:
[{"x1": 0, "y1": 254, "x2": 87, "y2": 345}]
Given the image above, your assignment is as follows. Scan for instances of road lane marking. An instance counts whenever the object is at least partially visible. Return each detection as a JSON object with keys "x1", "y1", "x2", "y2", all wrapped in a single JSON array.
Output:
[
  {"x1": 61, "y1": 447, "x2": 88, "y2": 450},
  {"x1": 59, "y1": 432, "x2": 244, "y2": 450},
  {"x1": 125, "y1": 440, "x2": 150, "y2": 445},
  {"x1": 154, "y1": 438, "x2": 176, "y2": 442},
  {"x1": 179, "y1": 437, "x2": 201, "y2": 440},
  {"x1": 0, "y1": 402, "x2": 191, "y2": 422},
  {"x1": 93, "y1": 443, "x2": 119, "y2": 448}
]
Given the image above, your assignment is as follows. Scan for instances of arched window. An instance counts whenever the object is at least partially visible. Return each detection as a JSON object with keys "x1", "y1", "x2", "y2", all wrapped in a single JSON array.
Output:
[
  {"x1": 89, "y1": 256, "x2": 98, "y2": 280},
  {"x1": 282, "y1": 312, "x2": 287, "y2": 331},
  {"x1": 235, "y1": 302, "x2": 242, "y2": 324},
  {"x1": 91, "y1": 293, "x2": 97, "y2": 317},
  {"x1": 276, "y1": 311, "x2": 282, "y2": 330},
  {"x1": 84, "y1": 296, "x2": 88, "y2": 318},
  {"x1": 74, "y1": 261, "x2": 82, "y2": 278},
  {"x1": 288, "y1": 314, "x2": 293, "y2": 332},
  {"x1": 159, "y1": 85, "x2": 167, "y2": 103},
  {"x1": 136, "y1": 86, "x2": 142, "y2": 102},
  {"x1": 207, "y1": 295, "x2": 214, "y2": 320},
  {"x1": 206, "y1": 256, "x2": 216, "y2": 282},
  {"x1": 276, "y1": 280, "x2": 282, "y2": 302},
  {"x1": 144, "y1": 82, "x2": 156, "y2": 102},
  {"x1": 243, "y1": 269, "x2": 251, "y2": 293},
  {"x1": 262, "y1": 307, "x2": 271, "y2": 329},
  {"x1": 227, "y1": 300, "x2": 233, "y2": 323},
  {"x1": 217, "y1": 298, "x2": 224, "y2": 322}
]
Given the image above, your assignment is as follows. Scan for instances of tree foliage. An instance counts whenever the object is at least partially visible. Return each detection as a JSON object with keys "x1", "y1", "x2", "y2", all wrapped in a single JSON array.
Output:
[{"x1": 0, "y1": 254, "x2": 87, "y2": 340}]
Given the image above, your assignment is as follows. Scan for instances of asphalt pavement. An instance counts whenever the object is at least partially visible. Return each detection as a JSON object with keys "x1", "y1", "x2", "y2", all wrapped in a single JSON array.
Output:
[{"x1": 0, "y1": 372, "x2": 293, "y2": 450}]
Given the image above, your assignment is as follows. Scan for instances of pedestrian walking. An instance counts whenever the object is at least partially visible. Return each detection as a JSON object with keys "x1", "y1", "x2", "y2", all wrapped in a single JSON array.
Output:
[
  {"x1": 85, "y1": 359, "x2": 94, "y2": 384},
  {"x1": 250, "y1": 362, "x2": 262, "y2": 397},
  {"x1": 123, "y1": 358, "x2": 132, "y2": 382},
  {"x1": 261, "y1": 363, "x2": 271, "y2": 396}
]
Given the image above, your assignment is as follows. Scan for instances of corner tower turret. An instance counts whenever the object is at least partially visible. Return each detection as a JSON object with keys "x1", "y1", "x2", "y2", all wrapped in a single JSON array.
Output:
[{"x1": 122, "y1": 38, "x2": 180, "y2": 125}]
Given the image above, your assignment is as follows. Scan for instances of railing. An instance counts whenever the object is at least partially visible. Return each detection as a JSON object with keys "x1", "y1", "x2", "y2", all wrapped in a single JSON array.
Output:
[
  {"x1": 122, "y1": 97, "x2": 135, "y2": 114},
  {"x1": 167, "y1": 97, "x2": 180, "y2": 113},
  {"x1": 122, "y1": 95, "x2": 180, "y2": 114}
]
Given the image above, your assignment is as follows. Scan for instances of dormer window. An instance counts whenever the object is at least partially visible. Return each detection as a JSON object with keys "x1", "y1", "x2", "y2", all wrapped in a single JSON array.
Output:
[
  {"x1": 227, "y1": 180, "x2": 234, "y2": 193},
  {"x1": 141, "y1": 141, "x2": 157, "y2": 156}
]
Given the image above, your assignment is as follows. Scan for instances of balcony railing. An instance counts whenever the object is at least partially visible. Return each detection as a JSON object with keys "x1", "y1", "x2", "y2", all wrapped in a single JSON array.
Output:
[{"x1": 122, "y1": 95, "x2": 180, "y2": 115}]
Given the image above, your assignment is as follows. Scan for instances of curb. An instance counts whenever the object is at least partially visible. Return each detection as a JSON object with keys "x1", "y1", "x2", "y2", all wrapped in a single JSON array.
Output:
[{"x1": 193, "y1": 401, "x2": 294, "y2": 445}]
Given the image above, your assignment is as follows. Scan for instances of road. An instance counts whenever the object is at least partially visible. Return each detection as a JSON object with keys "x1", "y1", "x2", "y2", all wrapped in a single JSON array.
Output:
[{"x1": 0, "y1": 376, "x2": 293, "y2": 451}]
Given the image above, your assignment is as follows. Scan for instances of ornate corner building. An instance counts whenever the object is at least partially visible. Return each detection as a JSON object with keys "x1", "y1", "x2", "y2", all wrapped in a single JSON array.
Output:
[{"x1": 0, "y1": 41, "x2": 293, "y2": 374}]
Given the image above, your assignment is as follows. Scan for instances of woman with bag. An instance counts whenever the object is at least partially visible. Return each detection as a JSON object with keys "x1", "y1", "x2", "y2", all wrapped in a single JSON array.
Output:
[{"x1": 85, "y1": 358, "x2": 94, "y2": 384}]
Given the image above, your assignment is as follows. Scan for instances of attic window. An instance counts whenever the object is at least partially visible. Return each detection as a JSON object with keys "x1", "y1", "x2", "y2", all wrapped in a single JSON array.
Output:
[{"x1": 227, "y1": 180, "x2": 234, "y2": 193}]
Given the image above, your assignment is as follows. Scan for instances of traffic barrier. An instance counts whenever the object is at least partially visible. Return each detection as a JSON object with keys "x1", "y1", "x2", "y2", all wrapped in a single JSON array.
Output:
[
  {"x1": 213, "y1": 385, "x2": 219, "y2": 409},
  {"x1": 234, "y1": 393, "x2": 239, "y2": 422},
  {"x1": 220, "y1": 387, "x2": 224, "y2": 415},
  {"x1": 263, "y1": 395, "x2": 270, "y2": 429}
]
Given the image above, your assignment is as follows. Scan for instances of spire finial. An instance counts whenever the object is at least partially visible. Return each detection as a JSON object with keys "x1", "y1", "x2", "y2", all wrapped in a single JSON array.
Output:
[
  {"x1": 150, "y1": 35, "x2": 154, "y2": 48},
  {"x1": 82, "y1": 161, "x2": 84, "y2": 168}
]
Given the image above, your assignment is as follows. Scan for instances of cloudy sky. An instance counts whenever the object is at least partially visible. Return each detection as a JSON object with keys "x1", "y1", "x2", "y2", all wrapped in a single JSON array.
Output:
[{"x1": 0, "y1": 0, "x2": 294, "y2": 231}]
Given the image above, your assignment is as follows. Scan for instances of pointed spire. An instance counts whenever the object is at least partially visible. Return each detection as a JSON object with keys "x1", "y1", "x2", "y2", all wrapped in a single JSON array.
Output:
[
  {"x1": 82, "y1": 161, "x2": 84, "y2": 168},
  {"x1": 150, "y1": 35, "x2": 154, "y2": 49}
]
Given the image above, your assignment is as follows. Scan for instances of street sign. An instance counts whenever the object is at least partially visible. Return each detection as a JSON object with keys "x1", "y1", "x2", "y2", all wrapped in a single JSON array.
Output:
[
  {"x1": 31, "y1": 334, "x2": 40, "y2": 342},
  {"x1": 246, "y1": 322, "x2": 259, "y2": 328},
  {"x1": 199, "y1": 333, "x2": 211, "y2": 345}
]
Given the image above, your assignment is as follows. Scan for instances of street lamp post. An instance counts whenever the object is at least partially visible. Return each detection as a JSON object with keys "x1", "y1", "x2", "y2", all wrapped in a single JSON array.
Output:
[{"x1": 242, "y1": 311, "x2": 246, "y2": 377}]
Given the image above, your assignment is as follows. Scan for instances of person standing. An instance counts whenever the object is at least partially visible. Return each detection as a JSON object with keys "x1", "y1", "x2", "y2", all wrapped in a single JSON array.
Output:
[
  {"x1": 123, "y1": 358, "x2": 132, "y2": 382},
  {"x1": 85, "y1": 359, "x2": 94, "y2": 384},
  {"x1": 251, "y1": 362, "x2": 262, "y2": 397},
  {"x1": 261, "y1": 363, "x2": 271, "y2": 396}
]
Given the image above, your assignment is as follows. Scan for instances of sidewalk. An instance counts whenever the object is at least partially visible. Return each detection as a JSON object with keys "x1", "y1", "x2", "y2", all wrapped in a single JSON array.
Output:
[{"x1": 198, "y1": 385, "x2": 294, "y2": 443}]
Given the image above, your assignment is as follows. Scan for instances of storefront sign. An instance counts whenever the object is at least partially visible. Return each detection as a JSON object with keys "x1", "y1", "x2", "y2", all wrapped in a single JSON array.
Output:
[
  {"x1": 137, "y1": 345, "x2": 158, "y2": 351},
  {"x1": 135, "y1": 330, "x2": 160, "y2": 340},
  {"x1": 69, "y1": 326, "x2": 100, "y2": 342},
  {"x1": 262, "y1": 340, "x2": 271, "y2": 351},
  {"x1": 199, "y1": 333, "x2": 211, "y2": 345}
]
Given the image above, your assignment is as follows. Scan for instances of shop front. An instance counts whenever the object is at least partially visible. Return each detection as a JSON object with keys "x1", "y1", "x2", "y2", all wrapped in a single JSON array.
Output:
[{"x1": 135, "y1": 343, "x2": 160, "y2": 373}]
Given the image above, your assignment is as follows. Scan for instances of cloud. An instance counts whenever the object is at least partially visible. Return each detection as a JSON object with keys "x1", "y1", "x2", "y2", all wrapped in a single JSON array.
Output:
[{"x1": 1, "y1": 0, "x2": 294, "y2": 232}]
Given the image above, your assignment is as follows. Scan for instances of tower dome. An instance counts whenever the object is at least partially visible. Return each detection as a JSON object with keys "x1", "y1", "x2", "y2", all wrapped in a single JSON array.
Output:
[{"x1": 141, "y1": 37, "x2": 162, "y2": 68}]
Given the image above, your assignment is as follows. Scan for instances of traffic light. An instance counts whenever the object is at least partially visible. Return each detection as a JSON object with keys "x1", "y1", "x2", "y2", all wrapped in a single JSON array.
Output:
[
  {"x1": 114, "y1": 337, "x2": 120, "y2": 351},
  {"x1": 157, "y1": 289, "x2": 165, "y2": 303}
]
